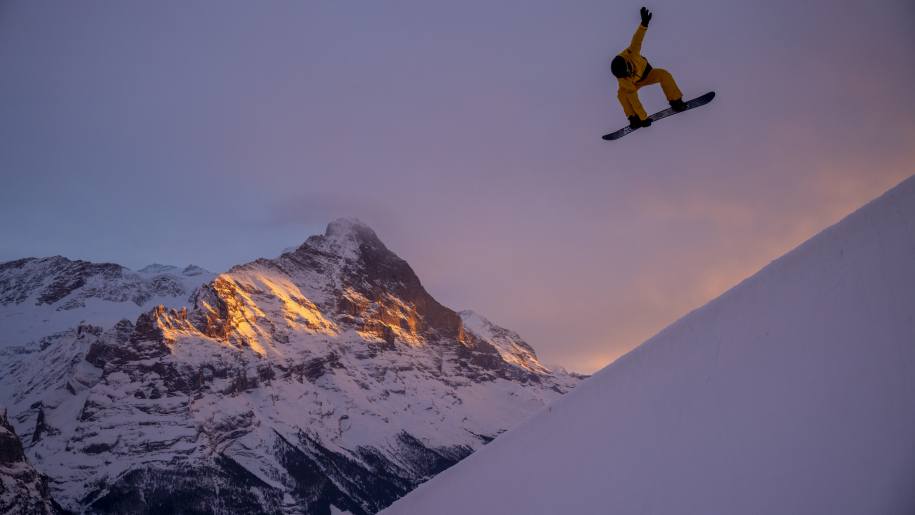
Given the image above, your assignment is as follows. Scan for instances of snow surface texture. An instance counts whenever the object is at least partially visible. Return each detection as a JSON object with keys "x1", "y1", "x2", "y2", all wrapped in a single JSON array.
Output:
[
  {"x1": 385, "y1": 176, "x2": 915, "y2": 515},
  {"x1": 0, "y1": 219, "x2": 581, "y2": 514}
]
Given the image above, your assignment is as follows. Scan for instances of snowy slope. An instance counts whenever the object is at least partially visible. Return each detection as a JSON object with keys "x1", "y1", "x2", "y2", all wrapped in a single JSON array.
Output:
[
  {"x1": 0, "y1": 219, "x2": 581, "y2": 514},
  {"x1": 385, "y1": 175, "x2": 915, "y2": 515}
]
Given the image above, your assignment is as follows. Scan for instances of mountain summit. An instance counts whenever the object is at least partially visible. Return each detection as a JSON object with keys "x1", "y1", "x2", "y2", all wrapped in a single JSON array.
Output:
[
  {"x1": 322, "y1": 217, "x2": 384, "y2": 246},
  {"x1": 0, "y1": 219, "x2": 581, "y2": 514},
  {"x1": 385, "y1": 177, "x2": 915, "y2": 515}
]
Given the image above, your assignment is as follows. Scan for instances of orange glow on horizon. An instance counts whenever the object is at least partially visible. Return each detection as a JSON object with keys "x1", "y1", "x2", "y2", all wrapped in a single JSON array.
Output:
[{"x1": 571, "y1": 165, "x2": 914, "y2": 375}]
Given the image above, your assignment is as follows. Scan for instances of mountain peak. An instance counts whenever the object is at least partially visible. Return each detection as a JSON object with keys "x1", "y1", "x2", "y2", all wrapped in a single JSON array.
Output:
[
  {"x1": 138, "y1": 263, "x2": 179, "y2": 274},
  {"x1": 288, "y1": 218, "x2": 387, "y2": 262},
  {"x1": 324, "y1": 217, "x2": 386, "y2": 252},
  {"x1": 324, "y1": 217, "x2": 377, "y2": 240},
  {"x1": 0, "y1": 214, "x2": 583, "y2": 514},
  {"x1": 263, "y1": 218, "x2": 466, "y2": 347}
]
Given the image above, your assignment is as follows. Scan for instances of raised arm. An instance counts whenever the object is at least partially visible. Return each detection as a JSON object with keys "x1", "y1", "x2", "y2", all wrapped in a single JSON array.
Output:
[{"x1": 627, "y1": 7, "x2": 652, "y2": 53}]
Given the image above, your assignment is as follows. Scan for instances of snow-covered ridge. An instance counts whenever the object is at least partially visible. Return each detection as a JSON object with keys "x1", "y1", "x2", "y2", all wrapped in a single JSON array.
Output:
[
  {"x1": 0, "y1": 218, "x2": 581, "y2": 514},
  {"x1": 138, "y1": 263, "x2": 208, "y2": 276},
  {"x1": 459, "y1": 310, "x2": 551, "y2": 375},
  {"x1": 0, "y1": 256, "x2": 214, "y2": 350},
  {"x1": 384, "y1": 176, "x2": 915, "y2": 515}
]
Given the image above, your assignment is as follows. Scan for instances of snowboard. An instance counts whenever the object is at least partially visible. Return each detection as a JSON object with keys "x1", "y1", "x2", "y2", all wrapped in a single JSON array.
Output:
[{"x1": 602, "y1": 91, "x2": 715, "y2": 141}]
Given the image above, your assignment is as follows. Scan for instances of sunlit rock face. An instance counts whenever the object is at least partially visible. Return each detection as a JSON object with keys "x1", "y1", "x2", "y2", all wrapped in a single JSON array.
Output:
[{"x1": 0, "y1": 219, "x2": 583, "y2": 514}]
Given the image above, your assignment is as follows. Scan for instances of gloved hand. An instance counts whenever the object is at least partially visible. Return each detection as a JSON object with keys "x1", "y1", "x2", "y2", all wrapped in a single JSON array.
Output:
[{"x1": 640, "y1": 6, "x2": 652, "y2": 27}]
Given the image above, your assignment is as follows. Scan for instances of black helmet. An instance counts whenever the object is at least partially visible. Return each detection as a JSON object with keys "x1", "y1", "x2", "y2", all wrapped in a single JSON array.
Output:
[{"x1": 611, "y1": 56, "x2": 630, "y2": 78}]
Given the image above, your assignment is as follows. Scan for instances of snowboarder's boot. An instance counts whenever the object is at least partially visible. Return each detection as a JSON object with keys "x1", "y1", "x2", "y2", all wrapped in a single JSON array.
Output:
[
  {"x1": 628, "y1": 115, "x2": 652, "y2": 129},
  {"x1": 669, "y1": 98, "x2": 687, "y2": 112}
]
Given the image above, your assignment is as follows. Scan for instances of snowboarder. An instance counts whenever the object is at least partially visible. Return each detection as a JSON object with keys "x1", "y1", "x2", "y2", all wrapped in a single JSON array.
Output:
[{"x1": 611, "y1": 7, "x2": 686, "y2": 131}]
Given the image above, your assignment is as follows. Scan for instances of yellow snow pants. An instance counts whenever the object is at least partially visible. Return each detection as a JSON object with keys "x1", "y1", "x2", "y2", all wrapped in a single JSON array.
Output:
[{"x1": 617, "y1": 68, "x2": 683, "y2": 120}]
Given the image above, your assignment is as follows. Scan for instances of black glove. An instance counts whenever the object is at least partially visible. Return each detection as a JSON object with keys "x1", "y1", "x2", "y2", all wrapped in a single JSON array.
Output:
[{"x1": 640, "y1": 7, "x2": 652, "y2": 27}]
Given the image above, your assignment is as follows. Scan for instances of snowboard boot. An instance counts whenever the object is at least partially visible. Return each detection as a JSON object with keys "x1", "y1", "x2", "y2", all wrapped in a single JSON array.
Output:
[
  {"x1": 669, "y1": 98, "x2": 687, "y2": 112},
  {"x1": 628, "y1": 116, "x2": 652, "y2": 129}
]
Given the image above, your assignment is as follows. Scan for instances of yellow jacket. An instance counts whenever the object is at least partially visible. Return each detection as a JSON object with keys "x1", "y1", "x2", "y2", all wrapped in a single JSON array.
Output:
[{"x1": 615, "y1": 25, "x2": 652, "y2": 119}]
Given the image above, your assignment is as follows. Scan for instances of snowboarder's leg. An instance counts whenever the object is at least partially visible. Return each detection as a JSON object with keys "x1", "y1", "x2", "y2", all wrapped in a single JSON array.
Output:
[
  {"x1": 617, "y1": 90, "x2": 651, "y2": 129},
  {"x1": 639, "y1": 68, "x2": 682, "y2": 103},
  {"x1": 616, "y1": 89, "x2": 638, "y2": 118}
]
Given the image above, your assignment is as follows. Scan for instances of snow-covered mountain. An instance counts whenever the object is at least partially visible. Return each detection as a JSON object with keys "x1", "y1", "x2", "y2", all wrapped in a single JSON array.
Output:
[
  {"x1": 384, "y1": 176, "x2": 915, "y2": 515},
  {"x1": 0, "y1": 256, "x2": 214, "y2": 349},
  {"x1": 0, "y1": 218, "x2": 582, "y2": 514}
]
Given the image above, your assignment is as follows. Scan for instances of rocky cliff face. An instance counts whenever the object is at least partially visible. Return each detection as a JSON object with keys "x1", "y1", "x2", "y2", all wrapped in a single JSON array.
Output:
[
  {"x1": 0, "y1": 219, "x2": 582, "y2": 514},
  {"x1": 0, "y1": 410, "x2": 63, "y2": 514}
]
